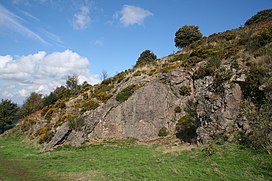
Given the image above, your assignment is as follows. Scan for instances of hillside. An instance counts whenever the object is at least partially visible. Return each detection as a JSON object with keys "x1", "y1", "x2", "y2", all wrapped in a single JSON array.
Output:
[{"x1": 9, "y1": 14, "x2": 272, "y2": 153}]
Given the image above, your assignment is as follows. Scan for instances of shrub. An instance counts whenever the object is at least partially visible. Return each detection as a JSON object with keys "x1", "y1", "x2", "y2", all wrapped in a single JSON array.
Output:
[
  {"x1": 133, "y1": 71, "x2": 142, "y2": 77},
  {"x1": 44, "y1": 108, "x2": 57, "y2": 120},
  {"x1": 54, "y1": 100, "x2": 66, "y2": 109},
  {"x1": 236, "y1": 99, "x2": 272, "y2": 153},
  {"x1": 174, "y1": 106, "x2": 182, "y2": 113},
  {"x1": 176, "y1": 100, "x2": 199, "y2": 143},
  {"x1": 245, "y1": 9, "x2": 272, "y2": 26},
  {"x1": 181, "y1": 56, "x2": 202, "y2": 67},
  {"x1": 38, "y1": 130, "x2": 54, "y2": 144},
  {"x1": 175, "y1": 25, "x2": 203, "y2": 48},
  {"x1": 68, "y1": 116, "x2": 85, "y2": 131},
  {"x1": 249, "y1": 25, "x2": 272, "y2": 49},
  {"x1": 242, "y1": 67, "x2": 267, "y2": 103},
  {"x1": 56, "y1": 114, "x2": 74, "y2": 127},
  {"x1": 179, "y1": 86, "x2": 191, "y2": 96},
  {"x1": 148, "y1": 69, "x2": 160, "y2": 76},
  {"x1": 92, "y1": 89, "x2": 112, "y2": 103},
  {"x1": 116, "y1": 84, "x2": 141, "y2": 102},
  {"x1": 79, "y1": 100, "x2": 100, "y2": 114},
  {"x1": 136, "y1": 50, "x2": 157, "y2": 67},
  {"x1": 158, "y1": 127, "x2": 168, "y2": 137},
  {"x1": 193, "y1": 65, "x2": 213, "y2": 80},
  {"x1": 190, "y1": 46, "x2": 224, "y2": 60},
  {"x1": 161, "y1": 63, "x2": 181, "y2": 73},
  {"x1": 192, "y1": 56, "x2": 221, "y2": 80},
  {"x1": 112, "y1": 71, "x2": 127, "y2": 84},
  {"x1": 170, "y1": 53, "x2": 190, "y2": 62}
]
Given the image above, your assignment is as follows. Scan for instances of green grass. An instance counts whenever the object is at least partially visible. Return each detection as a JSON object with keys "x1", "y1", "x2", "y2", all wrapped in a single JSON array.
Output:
[{"x1": 0, "y1": 131, "x2": 271, "y2": 181}]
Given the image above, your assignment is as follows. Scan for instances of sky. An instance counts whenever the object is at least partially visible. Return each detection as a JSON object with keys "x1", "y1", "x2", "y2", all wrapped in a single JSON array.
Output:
[{"x1": 0, "y1": 0, "x2": 271, "y2": 104}]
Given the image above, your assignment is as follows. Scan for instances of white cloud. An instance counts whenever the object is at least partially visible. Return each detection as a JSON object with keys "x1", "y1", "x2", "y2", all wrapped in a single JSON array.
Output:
[
  {"x1": 118, "y1": 5, "x2": 153, "y2": 27},
  {"x1": 0, "y1": 4, "x2": 48, "y2": 44},
  {"x1": 0, "y1": 50, "x2": 99, "y2": 103},
  {"x1": 73, "y1": 5, "x2": 90, "y2": 30}
]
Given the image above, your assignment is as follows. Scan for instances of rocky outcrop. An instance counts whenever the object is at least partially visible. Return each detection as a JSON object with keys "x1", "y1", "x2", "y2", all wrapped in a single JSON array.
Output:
[{"x1": 90, "y1": 80, "x2": 177, "y2": 141}]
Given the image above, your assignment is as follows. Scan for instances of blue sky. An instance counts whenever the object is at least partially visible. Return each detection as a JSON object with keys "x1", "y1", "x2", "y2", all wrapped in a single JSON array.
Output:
[{"x1": 0, "y1": 0, "x2": 271, "y2": 104}]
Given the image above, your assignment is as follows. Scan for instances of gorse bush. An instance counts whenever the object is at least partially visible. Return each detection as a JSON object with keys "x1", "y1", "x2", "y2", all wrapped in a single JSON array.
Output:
[
  {"x1": 245, "y1": 9, "x2": 272, "y2": 26},
  {"x1": 116, "y1": 84, "x2": 141, "y2": 102},
  {"x1": 250, "y1": 25, "x2": 272, "y2": 49}
]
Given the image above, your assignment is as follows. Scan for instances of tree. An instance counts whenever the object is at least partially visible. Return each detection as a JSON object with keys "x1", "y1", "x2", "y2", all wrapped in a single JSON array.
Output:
[
  {"x1": 175, "y1": 25, "x2": 203, "y2": 49},
  {"x1": 17, "y1": 92, "x2": 43, "y2": 118},
  {"x1": 0, "y1": 99, "x2": 18, "y2": 133},
  {"x1": 136, "y1": 50, "x2": 157, "y2": 66},
  {"x1": 245, "y1": 9, "x2": 272, "y2": 26},
  {"x1": 43, "y1": 86, "x2": 69, "y2": 106},
  {"x1": 66, "y1": 75, "x2": 80, "y2": 95},
  {"x1": 100, "y1": 70, "x2": 108, "y2": 81}
]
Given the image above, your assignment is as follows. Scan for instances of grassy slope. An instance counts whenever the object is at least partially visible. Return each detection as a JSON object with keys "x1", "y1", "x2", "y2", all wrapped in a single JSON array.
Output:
[{"x1": 0, "y1": 132, "x2": 271, "y2": 181}]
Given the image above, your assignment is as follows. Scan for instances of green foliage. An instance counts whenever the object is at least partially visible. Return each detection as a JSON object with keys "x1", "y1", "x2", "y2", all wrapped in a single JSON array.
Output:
[
  {"x1": 92, "y1": 89, "x2": 112, "y2": 103},
  {"x1": 38, "y1": 130, "x2": 54, "y2": 144},
  {"x1": 35, "y1": 126, "x2": 54, "y2": 144},
  {"x1": 68, "y1": 116, "x2": 85, "y2": 131},
  {"x1": 66, "y1": 75, "x2": 80, "y2": 95},
  {"x1": 43, "y1": 86, "x2": 68, "y2": 107},
  {"x1": 112, "y1": 71, "x2": 127, "y2": 84},
  {"x1": 176, "y1": 100, "x2": 199, "y2": 143},
  {"x1": 245, "y1": 9, "x2": 272, "y2": 26},
  {"x1": 192, "y1": 56, "x2": 221, "y2": 80},
  {"x1": 133, "y1": 71, "x2": 142, "y2": 77},
  {"x1": 236, "y1": 99, "x2": 272, "y2": 154},
  {"x1": 170, "y1": 53, "x2": 190, "y2": 62},
  {"x1": 190, "y1": 46, "x2": 224, "y2": 60},
  {"x1": 181, "y1": 56, "x2": 202, "y2": 67},
  {"x1": 242, "y1": 67, "x2": 267, "y2": 103},
  {"x1": 44, "y1": 108, "x2": 57, "y2": 120},
  {"x1": 158, "y1": 127, "x2": 168, "y2": 137},
  {"x1": 54, "y1": 99, "x2": 66, "y2": 109},
  {"x1": 179, "y1": 85, "x2": 191, "y2": 96},
  {"x1": 249, "y1": 24, "x2": 272, "y2": 49},
  {"x1": 174, "y1": 106, "x2": 182, "y2": 113},
  {"x1": 55, "y1": 114, "x2": 74, "y2": 127},
  {"x1": 17, "y1": 92, "x2": 43, "y2": 119},
  {"x1": 116, "y1": 84, "x2": 141, "y2": 102},
  {"x1": 136, "y1": 50, "x2": 157, "y2": 67},
  {"x1": 175, "y1": 25, "x2": 203, "y2": 48},
  {"x1": 79, "y1": 100, "x2": 100, "y2": 114},
  {"x1": 0, "y1": 99, "x2": 18, "y2": 133}
]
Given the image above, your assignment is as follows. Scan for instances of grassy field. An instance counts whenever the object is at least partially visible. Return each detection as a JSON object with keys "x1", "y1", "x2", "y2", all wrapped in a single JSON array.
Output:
[{"x1": 0, "y1": 131, "x2": 271, "y2": 181}]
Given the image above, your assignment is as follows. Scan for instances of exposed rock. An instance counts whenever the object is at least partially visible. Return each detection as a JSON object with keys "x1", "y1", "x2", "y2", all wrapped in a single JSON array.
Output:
[
  {"x1": 66, "y1": 130, "x2": 85, "y2": 146},
  {"x1": 45, "y1": 122, "x2": 71, "y2": 150},
  {"x1": 91, "y1": 80, "x2": 177, "y2": 141}
]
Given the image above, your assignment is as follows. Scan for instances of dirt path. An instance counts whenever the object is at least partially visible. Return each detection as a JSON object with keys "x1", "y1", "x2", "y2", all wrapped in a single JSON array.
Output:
[{"x1": 0, "y1": 159, "x2": 51, "y2": 181}]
